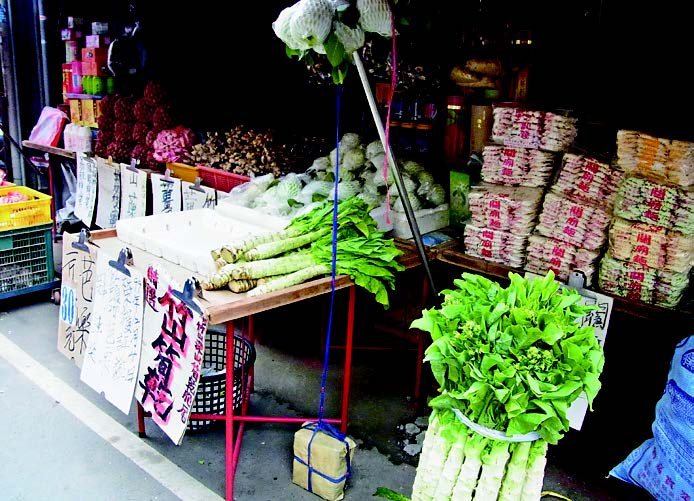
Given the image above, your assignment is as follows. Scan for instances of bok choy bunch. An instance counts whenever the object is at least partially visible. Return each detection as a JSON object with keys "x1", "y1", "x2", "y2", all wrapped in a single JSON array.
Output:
[
  {"x1": 406, "y1": 271, "x2": 604, "y2": 500},
  {"x1": 204, "y1": 198, "x2": 404, "y2": 308}
]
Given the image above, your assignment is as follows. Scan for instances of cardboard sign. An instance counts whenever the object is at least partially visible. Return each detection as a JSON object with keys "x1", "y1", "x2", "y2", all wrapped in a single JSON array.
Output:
[
  {"x1": 74, "y1": 153, "x2": 97, "y2": 226},
  {"x1": 95, "y1": 157, "x2": 121, "y2": 228},
  {"x1": 182, "y1": 180, "x2": 216, "y2": 211},
  {"x1": 57, "y1": 232, "x2": 98, "y2": 368},
  {"x1": 136, "y1": 264, "x2": 208, "y2": 445},
  {"x1": 119, "y1": 164, "x2": 147, "y2": 219},
  {"x1": 80, "y1": 252, "x2": 145, "y2": 415},
  {"x1": 150, "y1": 173, "x2": 181, "y2": 214}
]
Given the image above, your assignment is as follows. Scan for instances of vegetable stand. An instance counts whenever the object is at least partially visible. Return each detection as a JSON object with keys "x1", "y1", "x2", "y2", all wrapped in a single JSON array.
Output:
[{"x1": 87, "y1": 228, "x2": 420, "y2": 500}]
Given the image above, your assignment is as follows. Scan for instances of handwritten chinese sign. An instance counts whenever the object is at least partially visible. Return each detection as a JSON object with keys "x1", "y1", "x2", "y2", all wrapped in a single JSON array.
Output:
[
  {"x1": 150, "y1": 173, "x2": 181, "y2": 214},
  {"x1": 74, "y1": 154, "x2": 98, "y2": 226},
  {"x1": 95, "y1": 157, "x2": 122, "y2": 229},
  {"x1": 57, "y1": 232, "x2": 98, "y2": 368},
  {"x1": 182, "y1": 180, "x2": 216, "y2": 211},
  {"x1": 80, "y1": 253, "x2": 145, "y2": 414},
  {"x1": 136, "y1": 265, "x2": 208, "y2": 445},
  {"x1": 119, "y1": 164, "x2": 147, "y2": 219}
]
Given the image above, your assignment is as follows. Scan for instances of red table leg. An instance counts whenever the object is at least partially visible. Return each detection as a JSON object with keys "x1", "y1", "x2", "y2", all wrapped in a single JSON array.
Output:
[
  {"x1": 226, "y1": 319, "x2": 236, "y2": 501},
  {"x1": 340, "y1": 286, "x2": 355, "y2": 434}
]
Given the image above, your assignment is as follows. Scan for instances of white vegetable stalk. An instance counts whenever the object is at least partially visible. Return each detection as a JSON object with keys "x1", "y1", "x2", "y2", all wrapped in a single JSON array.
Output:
[
  {"x1": 472, "y1": 440, "x2": 511, "y2": 501},
  {"x1": 432, "y1": 437, "x2": 467, "y2": 500},
  {"x1": 450, "y1": 434, "x2": 487, "y2": 501},
  {"x1": 411, "y1": 414, "x2": 443, "y2": 501},
  {"x1": 519, "y1": 440, "x2": 548, "y2": 501},
  {"x1": 498, "y1": 441, "x2": 531, "y2": 501}
]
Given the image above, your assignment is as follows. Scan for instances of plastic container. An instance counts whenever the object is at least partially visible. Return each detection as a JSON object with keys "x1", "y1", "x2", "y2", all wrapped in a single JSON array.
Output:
[
  {"x1": 197, "y1": 165, "x2": 250, "y2": 193},
  {"x1": 0, "y1": 224, "x2": 54, "y2": 298},
  {"x1": 187, "y1": 330, "x2": 255, "y2": 432},
  {"x1": 390, "y1": 204, "x2": 450, "y2": 239},
  {"x1": 166, "y1": 162, "x2": 199, "y2": 183},
  {"x1": 0, "y1": 186, "x2": 53, "y2": 231}
]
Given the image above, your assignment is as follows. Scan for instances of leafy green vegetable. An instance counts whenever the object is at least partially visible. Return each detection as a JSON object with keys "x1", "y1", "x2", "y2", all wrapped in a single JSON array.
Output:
[
  {"x1": 373, "y1": 487, "x2": 410, "y2": 500},
  {"x1": 410, "y1": 271, "x2": 605, "y2": 500}
]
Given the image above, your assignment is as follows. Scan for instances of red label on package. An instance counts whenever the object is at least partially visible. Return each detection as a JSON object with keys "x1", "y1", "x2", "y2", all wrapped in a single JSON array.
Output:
[
  {"x1": 634, "y1": 245, "x2": 650, "y2": 256},
  {"x1": 552, "y1": 246, "x2": 565, "y2": 258},
  {"x1": 629, "y1": 271, "x2": 645, "y2": 282},
  {"x1": 585, "y1": 160, "x2": 600, "y2": 173},
  {"x1": 650, "y1": 187, "x2": 666, "y2": 200},
  {"x1": 570, "y1": 205, "x2": 584, "y2": 218},
  {"x1": 637, "y1": 232, "x2": 652, "y2": 245},
  {"x1": 633, "y1": 255, "x2": 648, "y2": 266},
  {"x1": 482, "y1": 230, "x2": 495, "y2": 239},
  {"x1": 489, "y1": 200, "x2": 501, "y2": 209}
]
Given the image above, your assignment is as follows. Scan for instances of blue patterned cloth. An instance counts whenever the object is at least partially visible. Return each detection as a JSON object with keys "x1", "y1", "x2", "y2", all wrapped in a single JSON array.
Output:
[{"x1": 610, "y1": 336, "x2": 694, "y2": 500}]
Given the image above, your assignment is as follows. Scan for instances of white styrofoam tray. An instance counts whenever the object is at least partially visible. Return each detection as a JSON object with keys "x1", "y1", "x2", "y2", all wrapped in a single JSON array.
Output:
[
  {"x1": 116, "y1": 209, "x2": 280, "y2": 279},
  {"x1": 389, "y1": 204, "x2": 450, "y2": 239}
]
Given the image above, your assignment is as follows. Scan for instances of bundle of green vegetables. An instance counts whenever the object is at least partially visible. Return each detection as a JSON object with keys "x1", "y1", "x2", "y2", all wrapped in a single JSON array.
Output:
[
  {"x1": 404, "y1": 271, "x2": 604, "y2": 501},
  {"x1": 204, "y1": 198, "x2": 404, "y2": 308}
]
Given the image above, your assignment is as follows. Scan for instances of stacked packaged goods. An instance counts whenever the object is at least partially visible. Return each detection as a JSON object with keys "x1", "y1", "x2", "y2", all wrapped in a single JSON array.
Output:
[
  {"x1": 597, "y1": 130, "x2": 694, "y2": 308},
  {"x1": 464, "y1": 105, "x2": 576, "y2": 267},
  {"x1": 526, "y1": 154, "x2": 622, "y2": 285},
  {"x1": 464, "y1": 184, "x2": 543, "y2": 266}
]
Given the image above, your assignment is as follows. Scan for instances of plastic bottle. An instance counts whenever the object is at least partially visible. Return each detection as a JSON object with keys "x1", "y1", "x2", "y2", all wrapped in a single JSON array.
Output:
[{"x1": 63, "y1": 123, "x2": 74, "y2": 151}]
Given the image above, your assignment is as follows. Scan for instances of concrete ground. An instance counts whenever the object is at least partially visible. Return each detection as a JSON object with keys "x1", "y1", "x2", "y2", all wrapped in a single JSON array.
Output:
[{"x1": 0, "y1": 288, "x2": 653, "y2": 501}]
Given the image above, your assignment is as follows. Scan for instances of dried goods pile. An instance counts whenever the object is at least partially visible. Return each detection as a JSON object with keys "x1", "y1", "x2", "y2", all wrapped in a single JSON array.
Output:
[{"x1": 183, "y1": 126, "x2": 329, "y2": 178}]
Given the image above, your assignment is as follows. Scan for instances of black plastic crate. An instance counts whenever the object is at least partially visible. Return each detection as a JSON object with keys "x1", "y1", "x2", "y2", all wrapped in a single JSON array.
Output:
[{"x1": 188, "y1": 331, "x2": 256, "y2": 433}]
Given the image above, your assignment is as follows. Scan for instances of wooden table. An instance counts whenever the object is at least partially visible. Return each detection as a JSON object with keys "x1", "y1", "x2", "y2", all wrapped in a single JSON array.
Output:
[{"x1": 89, "y1": 228, "x2": 420, "y2": 500}]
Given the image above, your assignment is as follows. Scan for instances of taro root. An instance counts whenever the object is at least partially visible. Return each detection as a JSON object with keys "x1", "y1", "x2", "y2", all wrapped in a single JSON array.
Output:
[
  {"x1": 97, "y1": 114, "x2": 116, "y2": 132},
  {"x1": 143, "y1": 80, "x2": 169, "y2": 107},
  {"x1": 152, "y1": 105, "x2": 175, "y2": 131},
  {"x1": 115, "y1": 121, "x2": 135, "y2": 142}
]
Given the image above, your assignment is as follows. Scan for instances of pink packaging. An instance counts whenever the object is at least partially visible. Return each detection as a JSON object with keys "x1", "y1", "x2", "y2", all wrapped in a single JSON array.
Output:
[{"x1": 71, "y1": 60, "x2": 83, "y2": 94}]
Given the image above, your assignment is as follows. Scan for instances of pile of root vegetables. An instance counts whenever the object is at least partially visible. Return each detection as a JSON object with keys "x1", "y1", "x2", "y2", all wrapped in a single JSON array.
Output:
[
  {"x1": 201, "y1": 198, "x2": 404, "y2": 308},
  {"x1": 397, "y1": 271, "x2": 604, "y2": 501}
]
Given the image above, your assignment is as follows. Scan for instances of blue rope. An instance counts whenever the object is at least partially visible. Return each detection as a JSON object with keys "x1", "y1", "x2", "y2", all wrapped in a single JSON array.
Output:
[{"x1": 300, "y1": 84, "x2": 352, "y2": 494}]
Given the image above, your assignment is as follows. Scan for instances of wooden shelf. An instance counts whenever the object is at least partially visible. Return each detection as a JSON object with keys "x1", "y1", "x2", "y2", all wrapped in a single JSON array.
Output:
[
  {"x1": 22, "y1": 140, "x2": 76, "y2": 159},
  {"x1": 437, "y1": 245, "x2": 694, "y2": 322}
]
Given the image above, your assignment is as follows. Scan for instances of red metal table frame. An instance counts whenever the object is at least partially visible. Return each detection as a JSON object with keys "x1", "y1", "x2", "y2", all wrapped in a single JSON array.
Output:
[
  {"x1": 134, "y1": 274, "x2": 357, "y2": 501},
  {"x1": 89, "y1": 229, "x2": 419, "y2": 500}
]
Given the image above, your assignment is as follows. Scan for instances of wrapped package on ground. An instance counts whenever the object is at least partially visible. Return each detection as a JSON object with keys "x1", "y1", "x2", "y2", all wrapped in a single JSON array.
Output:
[
  {"x1": 535, "y1": 191, "x2": 612, "y2": 250},
  {"x1": 616, "y1": 129, "x2": 694, "y2": 187},
  {"x1": 613, "y1": 176, "x2": 694, "y2": 234},
  {"x1": 467, "y1": 183, "x2": 544, "y2": 233},
  {"x1": 481, "y1": 145, "x2": 556, "y2": 187},
  {"x1": 608, "y1": 217, "x2": 694, "y2": 274},
  {"x1": 525, "y1": 234, "x2": 601, "y2": 285},
  {"x1": 598, "y1": 254, "x2": 690, "y2": 308},
  {"x1": 463, "y1": 224, "x2": 529, "y2": 268},
  {"x1": 293, "y1": 422, "x2": 357, "y2": 501},
  {"x1": 554, "y1": 153, "x2": 625, "y2": 206}
]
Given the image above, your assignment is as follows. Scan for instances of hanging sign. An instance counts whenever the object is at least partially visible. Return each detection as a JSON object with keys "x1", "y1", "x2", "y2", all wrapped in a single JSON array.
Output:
[
  {"x1": 135, "y1": 264, "x2": 208, "y2": 445},
  {"x1": 119, "y1": 163, "x2": 147, "y2": 219},
  {"x1": 95, "y1": 156, "x2": 121, "y2": 228},
  {"x1": 80, "y1": 252, "x2": 145, "y2": 414},
  {"x1": 74, "y1": 153, "x2": 97, "y2": 226}
]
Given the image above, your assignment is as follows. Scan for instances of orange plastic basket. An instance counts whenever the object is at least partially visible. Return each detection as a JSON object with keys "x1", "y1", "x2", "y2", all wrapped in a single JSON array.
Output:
[
  {"x1": 166, "y1": 162, "x2": 199, "y2": 183},
  {"x1": 0, "y1": 186, "x2": 52, "y2": 232}
]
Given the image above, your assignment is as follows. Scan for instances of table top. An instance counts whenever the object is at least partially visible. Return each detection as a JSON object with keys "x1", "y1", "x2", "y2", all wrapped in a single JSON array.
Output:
[{"x1": 89, "y1": 229, "x2": 423, "y2": 325}]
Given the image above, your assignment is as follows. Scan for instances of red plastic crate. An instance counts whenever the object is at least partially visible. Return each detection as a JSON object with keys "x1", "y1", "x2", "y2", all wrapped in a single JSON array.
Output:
[{"x1": 196, "y1": 165, "x2": 250, "y2": 193}]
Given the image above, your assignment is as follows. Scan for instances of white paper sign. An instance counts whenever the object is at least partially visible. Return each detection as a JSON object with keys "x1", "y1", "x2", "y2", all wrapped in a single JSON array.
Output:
[
  {"x1": 74, "y1": 154, "x2": 97, "y2": 226},
  {"x1": 95, "y1": 157, "x2": 121, "y2": 228},
  {"x1": 151, "y1": 173, "x2": 182, "y2": 214},
  {"x1": 182, "y1": 181, "x2": 216, "y2": 211},
  {"x1": 80, "y1": 253, "x2": 145, "y2": 415},
  {"x1": 119, "y1": 164, "x2": 147, "y2": 219},
  {"x1": 136, "y1": 264, "x2": 208, "y2": 445}
]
